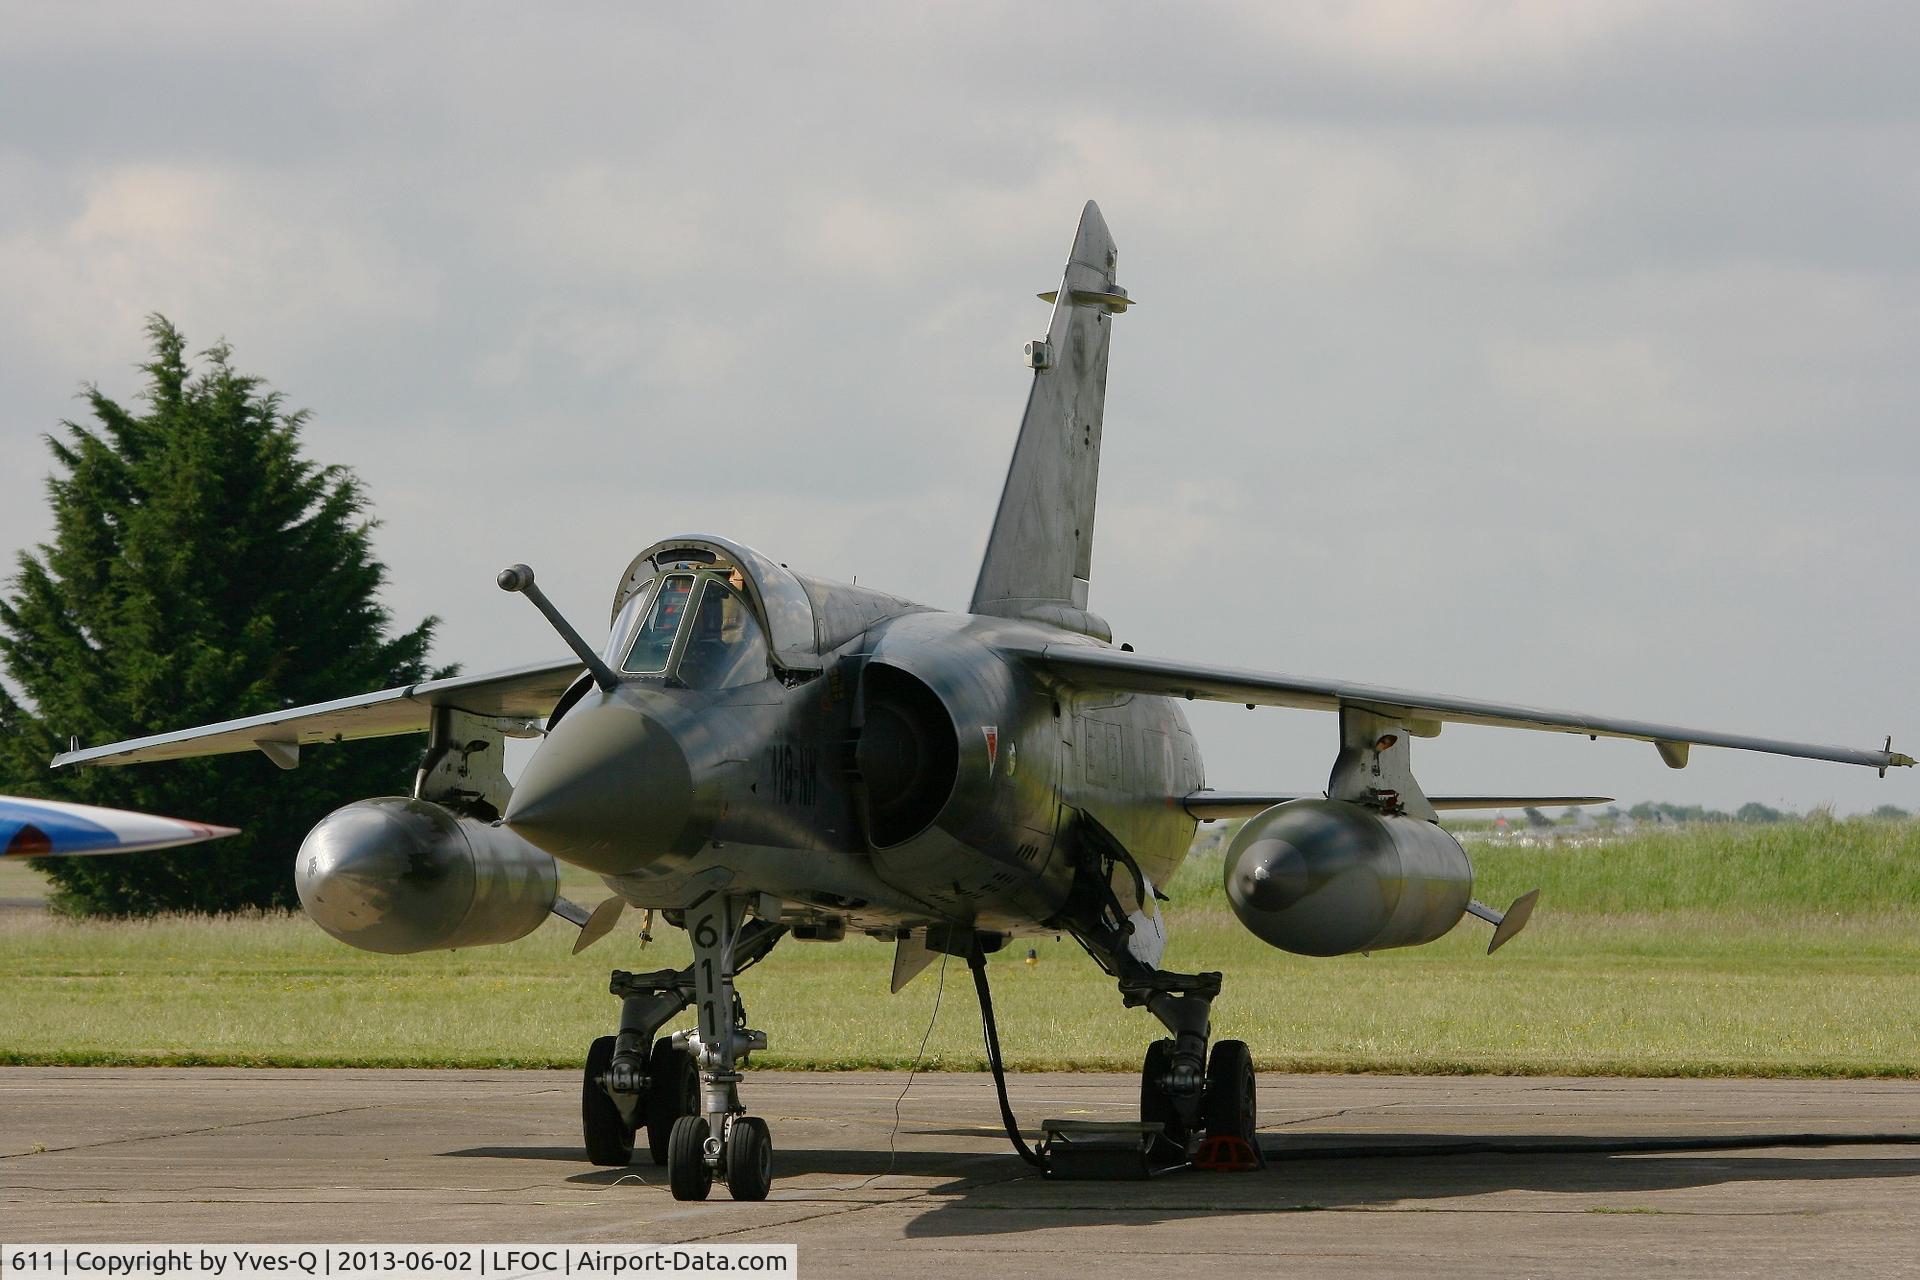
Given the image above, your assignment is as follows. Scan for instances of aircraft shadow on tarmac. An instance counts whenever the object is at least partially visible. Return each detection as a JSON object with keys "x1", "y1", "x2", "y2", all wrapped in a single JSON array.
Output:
[
  {"x1": 899, "y1": 1135, "x2": 1920, "y2": 1240},
  {"x1": 448, "y1": 1147, "x2": 610, "y2": 1163},
  {"x1": 444, "y1": 1132, "x2": 1920, "y2": 1235},
  {"x1": 446, "y1": 1144, "x2": 1001, "y2": 1183}
]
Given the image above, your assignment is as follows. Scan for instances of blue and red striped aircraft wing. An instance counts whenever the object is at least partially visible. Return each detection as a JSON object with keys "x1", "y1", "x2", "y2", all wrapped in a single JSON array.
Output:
[{"x1": 0, "y1": 797, "x2": 238, "y2": 857}]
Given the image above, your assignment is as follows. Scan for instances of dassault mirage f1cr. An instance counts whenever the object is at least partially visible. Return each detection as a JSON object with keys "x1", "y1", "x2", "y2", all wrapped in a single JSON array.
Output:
[{"x1": 57, "y1": 202, "x2": 1912, "y2": 1199}]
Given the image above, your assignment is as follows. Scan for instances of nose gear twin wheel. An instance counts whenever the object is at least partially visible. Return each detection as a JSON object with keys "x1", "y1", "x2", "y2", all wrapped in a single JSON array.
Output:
[
  {"x1": 726, "y1": 1116, "x2": 774, "y2": 1201},
  {"x1": 667, "y1": 1115, "x2": 713, "y2": 1200},
  {"x1": 665, "y1": 1114, "x2": 774, "y2": 1202},
  {"x1": 582, "y1": 1035, "x2": 636, "y2": 1166}
]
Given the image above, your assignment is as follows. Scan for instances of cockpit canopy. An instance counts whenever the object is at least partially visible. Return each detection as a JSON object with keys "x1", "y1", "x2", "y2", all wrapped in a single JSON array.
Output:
[
  {"x1": 609, "y1": 536, "x2": 823, "y2": 680},
  {"x1": 608, "y1": 535, "x2": 930, "y2": 683},
  {"x1": 606, "y1": 568, "x2": 772, "y2": 690}
]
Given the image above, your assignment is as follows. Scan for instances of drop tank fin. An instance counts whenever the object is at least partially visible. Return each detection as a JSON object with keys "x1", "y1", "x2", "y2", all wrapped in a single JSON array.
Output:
[
  {"x1": 571, "y1": 896, "x2": 628, "y2": 955},
  {"x1": 1466, "y1": 889, "x2": 1541, "y2": 954}
]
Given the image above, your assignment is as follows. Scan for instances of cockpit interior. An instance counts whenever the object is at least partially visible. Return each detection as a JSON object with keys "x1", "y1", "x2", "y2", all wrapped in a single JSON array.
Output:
[
  {"x1": 606, "y1": 566, "x2": 771, "y2": 691},
  {"x1": 599, "y1": 534, "x2": 927, "y2": 698}
]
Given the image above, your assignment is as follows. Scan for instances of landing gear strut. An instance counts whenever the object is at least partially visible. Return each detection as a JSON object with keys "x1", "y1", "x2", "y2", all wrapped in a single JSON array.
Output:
[
  {"x1": 1057, "y1": 877, "x2": 1221, "y2": 1152},
  {"x1": 1047, "y1": 811, "x2": 1251, "y2": 1169},
  {"x1": 667, "y1": 894, "x2": 775, "y2": 1201},
  {"x1": 1118, "y1": 966, "x2": 1225, "y2": 1161},
  {"x1": 580, "y1": 903, "x2": 783, "y2": 1195}
]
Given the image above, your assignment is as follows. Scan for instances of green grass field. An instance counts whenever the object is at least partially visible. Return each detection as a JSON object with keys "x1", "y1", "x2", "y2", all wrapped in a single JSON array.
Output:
[{"x1": 3, "y1": 819, "x2": 1918, "y2": 1076}]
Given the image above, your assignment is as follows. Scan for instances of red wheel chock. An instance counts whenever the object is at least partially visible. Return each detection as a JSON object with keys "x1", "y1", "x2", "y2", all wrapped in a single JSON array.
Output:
[{"x1": 1193, "y1": 1134, "x2": 1262, "y2": 1172}]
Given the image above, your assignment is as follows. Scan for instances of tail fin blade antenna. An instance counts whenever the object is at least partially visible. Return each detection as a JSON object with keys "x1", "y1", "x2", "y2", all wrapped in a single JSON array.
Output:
[{"x1": 971, "y1": 201, "x2": 1128, "y2": 631}]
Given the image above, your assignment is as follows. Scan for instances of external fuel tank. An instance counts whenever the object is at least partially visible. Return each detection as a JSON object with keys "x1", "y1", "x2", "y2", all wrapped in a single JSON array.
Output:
[
  {"x1": 1224, "y1": 799, "x2": 1473, "y2": 957},
  {"x1": 296, "y1": 796, "x2": 558, "y2": 954}
]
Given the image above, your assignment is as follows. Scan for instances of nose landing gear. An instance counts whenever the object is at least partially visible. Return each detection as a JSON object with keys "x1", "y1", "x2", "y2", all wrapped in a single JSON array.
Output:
[
  {"x1": 581, "y1": 899, "x2": 784, "y2": 1199},
  {"x1": 667, "y1": 894, "x2": 775, "y2": 1202},
  {"x1": 662, "y1": 1110, "x2": 774, "y2": 1201}
]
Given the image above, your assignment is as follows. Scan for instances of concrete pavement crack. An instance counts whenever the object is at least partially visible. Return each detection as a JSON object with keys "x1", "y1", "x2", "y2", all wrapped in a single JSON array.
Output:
[
  {"x1": 0, "y1": 1104, "x2": 394, "y2": 1159},
  {"x1": 2, "y1": 1086, "x2": 553, "y2": 1161},
  {"x1": 1263, "y1": 1106, "x2": 1375, "y2": 1129}
]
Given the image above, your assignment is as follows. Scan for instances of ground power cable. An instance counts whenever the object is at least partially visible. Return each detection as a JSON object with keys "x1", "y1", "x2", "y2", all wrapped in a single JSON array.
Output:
[{"x1": 968, "y1": 948, "x2": 1046, "y2": 1169}]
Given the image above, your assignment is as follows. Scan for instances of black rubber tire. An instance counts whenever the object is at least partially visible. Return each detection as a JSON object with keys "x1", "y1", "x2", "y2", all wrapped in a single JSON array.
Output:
[
  {"x1": 581, "y1": 1035, "x2": 635, "y2": 1167},
  {"x1": 644, "y1": 1038, "x2": 700, "y2": 1166},
  {"x1": 1202, "y1": 1038, "x2": 1257, "y2": 1144},
  {"x1": 725, "y1": 1116, "x2": 774, "y2": 1201},
  {"x1": 667, "y1": 1115, "x2": 713, "y2": 1201},
  {"x1": 1140, "y1": 1038, "x2": 1188, "y2": 1152}
]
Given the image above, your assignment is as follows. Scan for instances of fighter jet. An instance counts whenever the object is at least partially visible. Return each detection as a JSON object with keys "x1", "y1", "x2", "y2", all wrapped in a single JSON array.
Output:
[
  {"x1": 1521, "y1": 804, "x2": 1600, "y2": 842},
  {"x1": 1, "y1": 794, "x2": 236, "y2": 857},
  {"x1": 55, "y1": 203, "x2": 1911, "y2": 1200}
]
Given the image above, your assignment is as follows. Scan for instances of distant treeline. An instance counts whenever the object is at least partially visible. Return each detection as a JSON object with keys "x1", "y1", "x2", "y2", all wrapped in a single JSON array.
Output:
[{"x1": 1623, "y1": 802, "x2": 1910, "y2": 824}]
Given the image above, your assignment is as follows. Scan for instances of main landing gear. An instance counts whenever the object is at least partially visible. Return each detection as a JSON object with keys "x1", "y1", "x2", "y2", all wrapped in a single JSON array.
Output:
[
  {"x1": 1119, "y1": 967, "x2": 1260, "y2": 1169},
  {"x1": 1058, "y1": 827, "x2": 1262, "y2": 1173},
  {"x1": 583, "y1": 1032, "x2": 701, "y2": 1167},
  {"x1": 970, "y1": 924, "x2": 1260, "y2": 1178},
  {"x1": 580, "y1": 898, "x2": 785, "y2": 1200},
  {"x1": 1144, "y1": 1029, "x2": 1260, "y2": 1170}
]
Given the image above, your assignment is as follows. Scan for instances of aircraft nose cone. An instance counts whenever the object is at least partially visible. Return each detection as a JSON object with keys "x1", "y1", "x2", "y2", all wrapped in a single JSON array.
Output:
[{"x1": 505, "y1": 697, "x2": 696, "y2": 872}]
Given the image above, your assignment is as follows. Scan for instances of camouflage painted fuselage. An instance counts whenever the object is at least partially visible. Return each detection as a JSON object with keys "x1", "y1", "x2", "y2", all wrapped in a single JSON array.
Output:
[{"x1": 516, "y1": 594, "x2": 1203, "y2": 940}]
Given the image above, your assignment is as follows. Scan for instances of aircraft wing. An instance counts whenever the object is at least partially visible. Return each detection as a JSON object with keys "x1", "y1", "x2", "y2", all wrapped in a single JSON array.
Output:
[
  {"x1": 1183, "y1": 791, "x2": 1614, "y2": 819},
  {"x1": 1011, "y1": 643, "x2": 1912, "y2": 774},
  {"x1": 2, "y1": 795, "x2": 238, "y2": 856},
  {"x1": 51, "y1": 659, "x2": 583, "y2": 769}
]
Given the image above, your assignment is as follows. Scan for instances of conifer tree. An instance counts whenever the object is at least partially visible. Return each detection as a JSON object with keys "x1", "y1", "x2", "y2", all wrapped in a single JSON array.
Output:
[{"x1": 0, "y1": 317, "x2": 442, "y2": 914}]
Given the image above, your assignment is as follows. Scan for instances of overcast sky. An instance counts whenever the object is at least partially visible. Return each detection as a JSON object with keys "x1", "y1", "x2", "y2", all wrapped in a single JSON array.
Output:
[{"x1": 3, "y1": 2, "x2": 1916, "y2": 815}]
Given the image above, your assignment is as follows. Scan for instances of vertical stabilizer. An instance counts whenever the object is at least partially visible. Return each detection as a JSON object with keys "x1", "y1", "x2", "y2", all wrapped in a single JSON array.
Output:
[{"x1": 970, "y1": 201, "x2": 1129, "y2": 636}]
